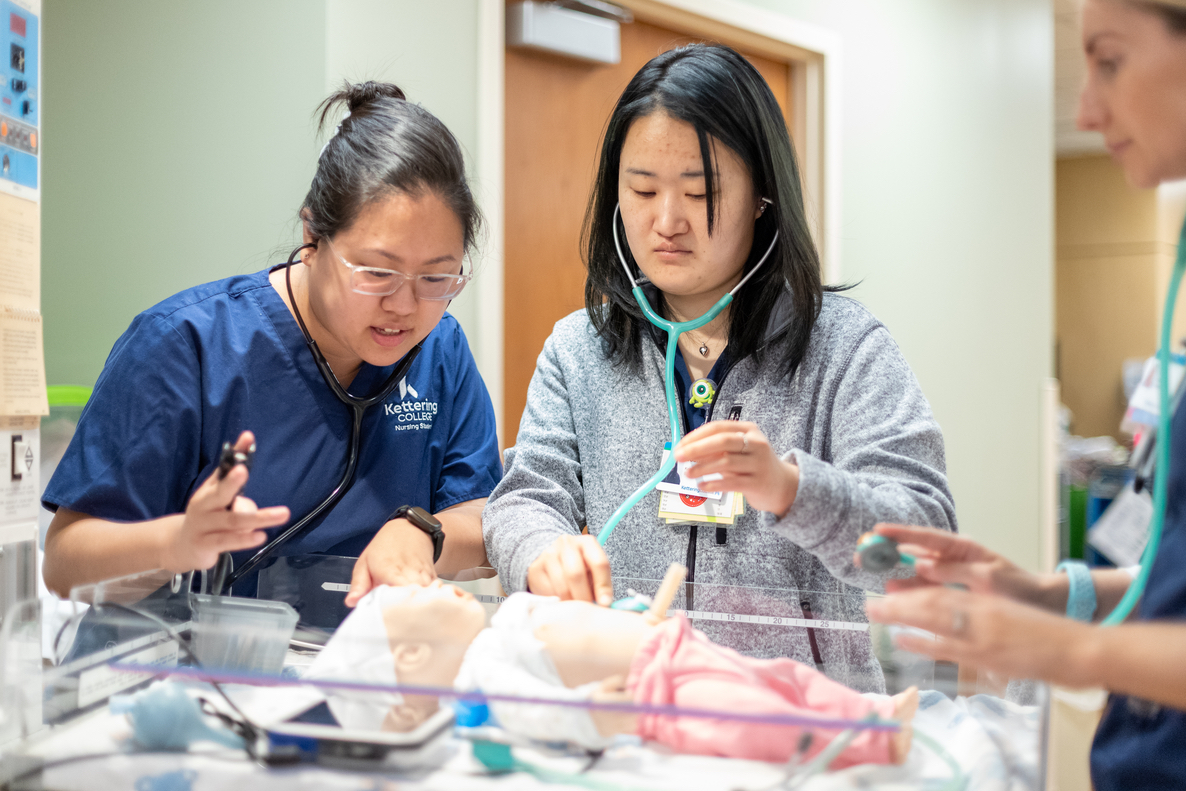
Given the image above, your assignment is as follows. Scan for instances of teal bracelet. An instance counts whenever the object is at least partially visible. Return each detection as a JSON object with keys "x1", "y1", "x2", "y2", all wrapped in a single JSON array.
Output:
[{"x1": 1057, "y1": 560, "x2": 1097, "y2": 622}]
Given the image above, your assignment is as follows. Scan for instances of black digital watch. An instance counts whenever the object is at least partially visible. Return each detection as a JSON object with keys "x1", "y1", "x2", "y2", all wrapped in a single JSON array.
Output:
[{"x1": 390, "y1": 504, "x2": 445, "y2": 563}]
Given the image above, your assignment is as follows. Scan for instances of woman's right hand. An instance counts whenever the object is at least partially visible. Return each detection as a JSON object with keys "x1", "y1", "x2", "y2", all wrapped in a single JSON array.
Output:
[
  {"x1": 865, "y1": 524, "x2": 1065, "y2": 612},
  {"x1": 527, "y1": 534, "x2": 614, "y2": 606},
  {"x1": 159, "y1": 431, "x2": 290, "y2": 573}
]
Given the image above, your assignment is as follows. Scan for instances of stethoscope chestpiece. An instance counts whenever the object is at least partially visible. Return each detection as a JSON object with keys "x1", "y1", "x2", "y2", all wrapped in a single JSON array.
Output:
[{"x1": 855, "y1": 532, "x2": 911, "y2": 573}]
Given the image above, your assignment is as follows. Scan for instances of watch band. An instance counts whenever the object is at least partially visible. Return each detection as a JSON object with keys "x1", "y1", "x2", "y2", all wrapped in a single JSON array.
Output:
[
  {"x1": 390, "y1": 504, "x2": 444, "y2": 563},
  {"x1": 1057, "y1": 560, "x2": 1097, "y2": 622}
]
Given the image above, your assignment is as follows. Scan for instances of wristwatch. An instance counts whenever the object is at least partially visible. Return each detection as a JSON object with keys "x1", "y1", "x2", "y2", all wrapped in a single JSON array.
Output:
[{"x1": 390, "y1": 504, "x2": 445, "y2": 563}]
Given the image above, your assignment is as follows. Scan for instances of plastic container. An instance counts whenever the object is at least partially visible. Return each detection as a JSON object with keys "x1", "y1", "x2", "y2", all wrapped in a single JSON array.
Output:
[{"x1": 189, "y1": 594, "x2": 298, "y2": 674}]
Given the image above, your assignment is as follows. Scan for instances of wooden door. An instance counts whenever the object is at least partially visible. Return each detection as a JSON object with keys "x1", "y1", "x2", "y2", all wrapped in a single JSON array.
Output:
[{"x1": 504, "y1": 11, "x2": 793, "y2": 440}]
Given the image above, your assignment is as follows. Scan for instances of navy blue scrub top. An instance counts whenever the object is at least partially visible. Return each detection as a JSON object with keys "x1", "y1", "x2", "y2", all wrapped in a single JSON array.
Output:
[
  {"x1": 1091, "y1": 391, "x2": 1186, "y2": 789},
  {"x1": 43, "y1": 267, "x2": 503, "y2": 596}
]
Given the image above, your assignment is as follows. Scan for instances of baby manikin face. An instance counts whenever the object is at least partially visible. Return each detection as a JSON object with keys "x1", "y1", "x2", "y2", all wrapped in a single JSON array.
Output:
[
  {"x1": 408, "y1": 580, "x2": 487, "y2": 630},
  {"x1": 381, "y1": 580, "x2": 488, "y2": 652}
]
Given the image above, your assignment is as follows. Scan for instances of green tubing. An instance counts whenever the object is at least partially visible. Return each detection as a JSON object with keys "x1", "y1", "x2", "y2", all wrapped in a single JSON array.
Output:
[
  {"x1": 596, "y1": 453, "x2": 677, "y2": 545},
  {"x1": 46, "y1": 385, "x2": 92, "y2": 407},
  {"x1": 596, "y1": 288, "x2": 733, "y2": 547},
  {"x1": 1102, "y1": 215, "x2": 1186, "y2": 626}
]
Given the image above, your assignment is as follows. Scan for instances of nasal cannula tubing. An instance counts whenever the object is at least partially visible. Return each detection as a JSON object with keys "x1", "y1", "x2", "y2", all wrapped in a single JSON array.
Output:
[
  {"x1": 595, "y1": 204, "x2": 778, "y2": 546},
  {"x1": 1102, "y1": 215, "x2": 1186, "y2": 625}
]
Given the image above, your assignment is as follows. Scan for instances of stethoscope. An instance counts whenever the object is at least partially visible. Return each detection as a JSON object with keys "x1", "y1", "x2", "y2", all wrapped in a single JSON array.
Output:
[
  {"x1": 595, "y1": 203, "x2": 778, "y2": 546},
  {"x1": 856, "y1": 217, "x2": 1186, "y2": 627},
  {"x1": 213, "y1": 242, "x2": 423, "y2": 594}
]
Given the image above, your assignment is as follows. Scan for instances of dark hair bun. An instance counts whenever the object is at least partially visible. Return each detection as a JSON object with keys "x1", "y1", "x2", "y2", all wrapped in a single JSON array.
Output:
[
  {"x1": 316, "y1": 80, "x2": 406, "y2": 131},
  {"x1": 344, "y1": 80, "x2": 406, "y2": 112}
]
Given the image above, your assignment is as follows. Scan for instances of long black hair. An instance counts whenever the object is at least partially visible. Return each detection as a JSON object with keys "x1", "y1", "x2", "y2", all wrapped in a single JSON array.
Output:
[
  {"x1": 583, "y1": 44, "x2": 836, "y2": 379},
  {"x1": 302, "y1": 81, "x2": 482, "y2": 254}
]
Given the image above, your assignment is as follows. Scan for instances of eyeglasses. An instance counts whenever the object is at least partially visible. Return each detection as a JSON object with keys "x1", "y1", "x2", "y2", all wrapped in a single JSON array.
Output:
[{"x1": 323, "y1": 239, "x2": 472, "y2": 300}]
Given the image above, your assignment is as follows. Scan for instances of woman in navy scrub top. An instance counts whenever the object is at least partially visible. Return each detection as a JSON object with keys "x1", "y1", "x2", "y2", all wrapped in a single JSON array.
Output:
[
  {"x1": 865, "y1": 4, "x2": 1186, "y2": 787},
  {"x1": 41, "y1": 82, "x2": 502, "y2": 607}
]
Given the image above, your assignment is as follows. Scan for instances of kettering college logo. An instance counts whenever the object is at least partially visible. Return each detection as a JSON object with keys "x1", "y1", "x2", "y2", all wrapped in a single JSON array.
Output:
[{"x1": 385, "y1": 377, "x2": 438, "y2": 431}]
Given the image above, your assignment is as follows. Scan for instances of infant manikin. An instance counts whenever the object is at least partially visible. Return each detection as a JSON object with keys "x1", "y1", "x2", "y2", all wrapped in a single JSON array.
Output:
[
  {"x1": 305, "y1": 581, "x2": 486, "y2": 732},
  {"x1": 312, "y1": 577, "x2": 917, "y2": 767}
]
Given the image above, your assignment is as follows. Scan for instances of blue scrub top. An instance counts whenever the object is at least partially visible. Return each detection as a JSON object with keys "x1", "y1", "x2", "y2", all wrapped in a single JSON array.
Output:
[
  {"x1": 1091, "y1": 396, "x2": 1186, "y2": 789},
  {"x1": 43, "y1": 267, "x2": 502, "y2": 596}
]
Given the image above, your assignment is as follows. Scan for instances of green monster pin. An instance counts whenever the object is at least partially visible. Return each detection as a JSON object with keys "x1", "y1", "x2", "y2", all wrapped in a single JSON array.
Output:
[{"x1": 688, "y1": 378, "x2": 716, "y2": 409}]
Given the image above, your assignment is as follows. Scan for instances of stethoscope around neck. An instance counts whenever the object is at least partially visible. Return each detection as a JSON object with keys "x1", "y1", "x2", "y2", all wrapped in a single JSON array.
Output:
[
  {"x1": 216, "y1": 242, "x2": 423, "y2": 593},
  {"x1": 594, "y1": 203, "x2": 778, "y2": 546}
]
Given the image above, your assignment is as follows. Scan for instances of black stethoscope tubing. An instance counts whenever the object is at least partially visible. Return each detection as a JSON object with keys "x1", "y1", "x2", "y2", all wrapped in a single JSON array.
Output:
[{"x1": 217, "y1": 243, "x2": 423, "y2": 593}]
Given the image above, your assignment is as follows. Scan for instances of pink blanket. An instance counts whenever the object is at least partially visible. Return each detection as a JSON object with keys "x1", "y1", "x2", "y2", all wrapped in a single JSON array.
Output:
[{"x1": 627, "y1": 615, "x2": 895, "y2": 766}]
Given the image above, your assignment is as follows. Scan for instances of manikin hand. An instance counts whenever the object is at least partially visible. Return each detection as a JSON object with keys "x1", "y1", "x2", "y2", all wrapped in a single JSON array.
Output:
[
  {"x1": 346, "y1": 518, "x2": 437, "y2": 607},
  {"x1": 674, "y1": 421, "x2": 800, "y2": 517},
  {"x1": 863, "y1": 524, "x2": 1063, "y2": 611},
  {"x1": 527, "y1": 534, "x2": 614, "y2": 606},
  {"x1": 159, "y1": 431, "x2": 290, "y2": 573}
]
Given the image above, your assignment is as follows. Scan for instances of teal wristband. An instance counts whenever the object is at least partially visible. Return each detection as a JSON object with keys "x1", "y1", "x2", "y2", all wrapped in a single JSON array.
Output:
[{"x1": 1057, "y1": 560, "x2": 1097, "y2": 622}]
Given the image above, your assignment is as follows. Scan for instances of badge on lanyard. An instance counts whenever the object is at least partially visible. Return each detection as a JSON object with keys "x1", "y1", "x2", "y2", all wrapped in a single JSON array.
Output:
[{"x1": 654, "y1": 442, "x2": 746, "y2": 525}]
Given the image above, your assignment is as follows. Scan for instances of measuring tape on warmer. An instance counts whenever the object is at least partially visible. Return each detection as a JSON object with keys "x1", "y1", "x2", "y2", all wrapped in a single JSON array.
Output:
[{"x1": 474, "y1": 594, "x2": 868, "y2": 632}]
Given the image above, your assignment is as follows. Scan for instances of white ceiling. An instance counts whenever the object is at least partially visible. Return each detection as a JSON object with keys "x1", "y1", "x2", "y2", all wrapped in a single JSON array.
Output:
[{"x1": 1055, "y1": 0, "x2": 1106, "y2": 155}]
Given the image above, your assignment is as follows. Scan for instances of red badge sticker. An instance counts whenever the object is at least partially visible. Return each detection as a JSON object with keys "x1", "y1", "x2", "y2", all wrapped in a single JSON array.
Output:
[{"x1": 679, "y1": 493, "x2": 707, "y2": 507}]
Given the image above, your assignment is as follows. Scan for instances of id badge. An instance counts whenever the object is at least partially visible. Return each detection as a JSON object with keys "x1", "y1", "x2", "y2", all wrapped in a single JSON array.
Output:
[
  {"x1": 654, "y1": 443, "x2": 746, "y2": 525},
  {"x1": 655, "y1": 443, "x2": 723, "y2": 500}
]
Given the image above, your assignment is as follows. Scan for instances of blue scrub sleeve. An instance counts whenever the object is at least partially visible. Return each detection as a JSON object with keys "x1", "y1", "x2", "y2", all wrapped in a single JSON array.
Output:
[
  {"x1": 43, "y1": 314, "x2": 204, "y2": 520},
  {"x1": 433, "y1": 324, "x2": 502, "y2": 511}
]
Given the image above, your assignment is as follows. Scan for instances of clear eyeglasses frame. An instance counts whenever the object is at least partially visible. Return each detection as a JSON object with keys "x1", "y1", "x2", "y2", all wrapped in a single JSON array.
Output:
[{"x1": 322, "y1": 238, "x2": 472, "y2": 301}]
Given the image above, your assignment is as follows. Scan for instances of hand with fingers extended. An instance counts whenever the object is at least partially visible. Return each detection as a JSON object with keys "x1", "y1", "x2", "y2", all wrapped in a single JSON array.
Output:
[
  {"x1": 865, "y1": 585, "x2": 1098, "y2": 689},
  {"x1": 526, "y1": 534, "x2": 614, "y2": 606},
  {"x1": 673, "y1": 421, "x2": 800, "y2": 517},
  {"x1": 861, "y1": 524, "x2": 1065, "y2": 612},
  {"x1": 159, "y1": 431, "x2": 291, "y2": 574}
]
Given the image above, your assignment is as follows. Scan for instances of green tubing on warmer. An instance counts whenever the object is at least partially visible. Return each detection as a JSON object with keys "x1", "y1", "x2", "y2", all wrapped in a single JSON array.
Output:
[
  {"x1": 596, "y1": 286, "x2": 733, "y2": 547},
  {"x1": 1102, "y1": 215, "x2": 1186, "y2": 626}
]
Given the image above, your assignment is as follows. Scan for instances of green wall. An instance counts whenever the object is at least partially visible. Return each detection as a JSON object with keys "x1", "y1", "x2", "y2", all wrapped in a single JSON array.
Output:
[
  {"x1": 42, "y1": 0, "x2": 326, "y2": 387},
  {"x1": 42, "y1": 0, "x2": 484, "y2": 388}
]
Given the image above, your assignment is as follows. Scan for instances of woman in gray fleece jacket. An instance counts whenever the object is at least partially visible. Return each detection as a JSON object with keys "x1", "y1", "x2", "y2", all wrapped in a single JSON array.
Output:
[{"x1": 483, "y1": 44, "x2": 956, "y2": 693}]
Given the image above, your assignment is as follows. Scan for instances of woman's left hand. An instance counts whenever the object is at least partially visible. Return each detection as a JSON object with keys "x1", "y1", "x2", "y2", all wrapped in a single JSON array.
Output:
[
  {"x1": 673, "y1": 421, "x2": 799, "y2": 517},
  {"x1": 866, "y1": 586, "x2": 1099, "y2": 688},
  {"x1": 345, "y1": 518, "x2": 437, "y2": 607}
]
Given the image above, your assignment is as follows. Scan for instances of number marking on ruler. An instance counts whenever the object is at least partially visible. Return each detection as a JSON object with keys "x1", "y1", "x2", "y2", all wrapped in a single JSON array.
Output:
[{"x1": 474, "y1": 595, "x2": 867, "y2": 632}]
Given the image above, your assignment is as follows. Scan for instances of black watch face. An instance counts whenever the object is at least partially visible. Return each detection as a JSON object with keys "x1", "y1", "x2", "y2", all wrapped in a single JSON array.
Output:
[{"x1": 407, "y1": 505, "x2": 442, "y2": 531}]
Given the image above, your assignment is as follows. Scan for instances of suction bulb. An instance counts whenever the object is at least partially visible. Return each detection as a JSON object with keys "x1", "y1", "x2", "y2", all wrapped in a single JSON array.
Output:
[{"x1": 111, "y1": 682, "x2": 244, "y2": 751}]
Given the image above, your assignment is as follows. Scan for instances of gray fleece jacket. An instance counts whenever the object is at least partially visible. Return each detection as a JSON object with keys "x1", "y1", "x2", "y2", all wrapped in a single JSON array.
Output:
[{"x1": 483, "y1": 292, "x2": 956, "y2": 693}]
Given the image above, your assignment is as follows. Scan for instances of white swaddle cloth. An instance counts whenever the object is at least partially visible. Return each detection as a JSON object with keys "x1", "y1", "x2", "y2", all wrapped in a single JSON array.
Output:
[
  {"x1": 455, "y1": 591, "x2": 612, "y2": 750},
  {"x1": 303, "y1": 584, "x2": 412, "y2": 730}
]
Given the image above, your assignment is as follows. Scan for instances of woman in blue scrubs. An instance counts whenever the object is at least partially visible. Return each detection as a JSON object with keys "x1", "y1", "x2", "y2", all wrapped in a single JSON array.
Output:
[
  {"x1": 867, "y1": 3, "x2": 1186, "y2": 786},
  {"x1": 41, "y1": 82, "x2": 501, "y2": 610}
]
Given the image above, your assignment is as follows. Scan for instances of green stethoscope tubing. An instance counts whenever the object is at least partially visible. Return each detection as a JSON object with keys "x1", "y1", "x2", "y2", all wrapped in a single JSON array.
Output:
[
  {"x1": 1102, "y1": 215, "x2": 1186, "y2": 626},
  {"x1": 595, "y1": 204, "x2": 779, "y2": 546}
]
